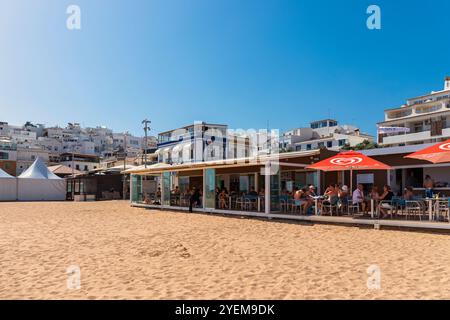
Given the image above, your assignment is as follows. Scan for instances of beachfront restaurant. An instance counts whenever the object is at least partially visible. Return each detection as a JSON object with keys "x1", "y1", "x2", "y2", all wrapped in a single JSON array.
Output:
[
  {"x1": 127, "y1": 149, "x2": 339, "y2": 214},
  {"x1": 127, "y1": 146, "x2": 450, "y2": 231}
]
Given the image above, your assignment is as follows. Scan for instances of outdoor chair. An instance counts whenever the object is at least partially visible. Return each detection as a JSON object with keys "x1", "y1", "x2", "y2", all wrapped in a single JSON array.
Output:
[
  {"x1": 404, "y1": 200, "x2": 425, "y2": 221},
  {"x1": 378, "y1": 200, "x2": 396, "y2": 219},
  {"x1": 322, "y1": 201, "x2": 338, "y2": 216},
  {"x1": 347, "y1": 200, "x2": 360, "y2": 216},
  {"x1": 235, "y1": 197, "x2": 245, "y2": 211},
  {"x1": 290, "y1": 201, "x2": 303, "y2": 215},
  {"x1": 280, "y1": 196, "x2": 289, "y2": 212},
  {"x1": 434, "y1": 199, "x2": 450, "y2": 222}
]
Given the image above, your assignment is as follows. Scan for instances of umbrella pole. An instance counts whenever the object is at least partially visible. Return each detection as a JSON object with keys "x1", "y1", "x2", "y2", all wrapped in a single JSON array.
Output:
[
  {"x1": 350, "y1": 168, "x2": 353, "y2": 196},
  {"x1": 350, "y1": 169, "x2": 353, "y2": 215}
]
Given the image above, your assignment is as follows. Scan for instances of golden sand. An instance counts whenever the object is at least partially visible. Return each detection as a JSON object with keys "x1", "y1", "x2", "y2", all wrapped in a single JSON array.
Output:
[{"x1": 0, "y1": 201, "x2": 449, "y2": 299}]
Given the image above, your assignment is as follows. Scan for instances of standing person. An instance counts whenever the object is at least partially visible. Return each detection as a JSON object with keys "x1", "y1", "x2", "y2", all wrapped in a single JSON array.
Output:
[
  {"x1": 406, "y1": 171, "x2": 418, "y2": 188},
  {"x1": 424, "y1": 175, "x2": 435, "y2": 198},
  {"x1": 219, "y1": 189, "x2": 228, "y2": 209},
  {"x1": 189, "y1": 187, "x2": 201, "y2": 213},
  {"x1": 352, "y1": 184, "x2": 366, "y2": 213}
]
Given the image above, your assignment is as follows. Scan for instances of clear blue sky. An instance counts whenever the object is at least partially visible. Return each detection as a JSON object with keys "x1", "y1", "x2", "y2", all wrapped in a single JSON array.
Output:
[{"x1": 1, "y1": 0, "x2": 449, "y2": 137}]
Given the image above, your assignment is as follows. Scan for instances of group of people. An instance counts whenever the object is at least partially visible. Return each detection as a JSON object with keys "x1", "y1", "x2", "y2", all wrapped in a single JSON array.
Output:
[
  {"x1": 311, "y1": 183, "x2": 397, "y2": 218},
  {"x1": 287, "y1": 185, "x2": 317, "y2": 214},
  {"x1": 351, "y1": 184, "x2": 395, "y2": 218},
  {"x1": 143, "y1": 175, "x2": 437, "y2": 218},
  {"x1": 215, "y1": 187, "x2": 265, "y2": 210}
]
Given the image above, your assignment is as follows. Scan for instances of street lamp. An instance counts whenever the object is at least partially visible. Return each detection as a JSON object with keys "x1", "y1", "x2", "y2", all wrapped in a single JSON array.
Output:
[
  {"x1": 123, "y1": 131, "x2": 128, "y2": 200},
  {"x1": 142, "y1": 119, "x2": 151, "y2": 168}
]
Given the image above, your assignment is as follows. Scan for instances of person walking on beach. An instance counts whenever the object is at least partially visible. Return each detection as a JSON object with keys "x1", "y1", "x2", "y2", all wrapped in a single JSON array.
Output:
[{"x1": 189, "y1": 187, "x2": 201, "y2": 213}]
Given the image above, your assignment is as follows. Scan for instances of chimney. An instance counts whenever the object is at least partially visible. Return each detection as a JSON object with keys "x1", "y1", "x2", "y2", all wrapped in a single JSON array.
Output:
[{"x1": 445, "y1": 76, "x2": 450, "y2": 90}]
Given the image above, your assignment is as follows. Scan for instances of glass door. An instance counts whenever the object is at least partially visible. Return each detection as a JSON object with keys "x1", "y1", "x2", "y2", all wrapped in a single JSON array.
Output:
[{"x1": 205, "y1": 168, "x2": 216, "y2": 209}]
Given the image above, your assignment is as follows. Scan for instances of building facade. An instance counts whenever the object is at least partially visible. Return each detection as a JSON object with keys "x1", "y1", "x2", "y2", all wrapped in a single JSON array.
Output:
[
  {"x1": 378, "y1": 77, "x2": 450, "y2": 147},
  {"x1": 280, "y1": 119, "x2": 373, "y2": 152},
  {"x1": 156, "y1": 122, "x2": 262, "y2": 165},
  {"x1": 0, "y1": 138, "x2": 17, "y2": 176},
  {"x1": 16, "y1": 147, "x2": 50, "y2": 176},
  {"x1": 59, "y1": 153, "x2": 100, "y2": 172}
]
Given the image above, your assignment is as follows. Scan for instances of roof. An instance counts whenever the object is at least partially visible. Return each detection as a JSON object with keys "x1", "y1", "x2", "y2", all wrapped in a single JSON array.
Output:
[
  {"x1": 360, "y1": 143, "x2": 436, "y2": 156},
  {"x1": 158, "y1": 122, "x2": 227, "y2": 135},
  {"x1": 0, "y1": 168, "x2": 14, "y2": 179},
  {"x1": 124, "y1": 150, "x2": 322, "y2": 174},
  {"x1": 48, "y1": 164, "x2": 83, "y2": 176},
  {"x1": 19, "y1": 157, "x2": 62, "y2": 179}
]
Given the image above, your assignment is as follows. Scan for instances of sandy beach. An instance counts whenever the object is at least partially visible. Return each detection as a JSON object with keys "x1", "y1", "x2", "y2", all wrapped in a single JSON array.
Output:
[{"x1": 0, "y1": 200, "x2": 449, "y2": 299}]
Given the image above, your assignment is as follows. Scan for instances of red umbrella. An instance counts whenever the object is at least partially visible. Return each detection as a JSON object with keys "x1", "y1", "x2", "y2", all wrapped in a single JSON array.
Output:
[
  {"x1": 404, "y1": 139, "x2": 450, "y2": 163},
  {"x1": 307, "y1": 151, "x2": 392, "y2": 192}
]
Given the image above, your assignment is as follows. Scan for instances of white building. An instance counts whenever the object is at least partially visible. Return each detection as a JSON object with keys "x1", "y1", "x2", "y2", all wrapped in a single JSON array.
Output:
[
  {"x1": 16, "y1": 147, "x2": 50, "y2": 176},
  {"x1": 1, "y1": 121, "x2": 157, "y2": 165},
  {"x1": 280, "y1": 119, "x2": 373, "y2": 152},
  {"x1": 112, "y1": 133, "x2": 143, "y2": 157},
  {"x1": 10, "y1": 128, "x2": 37, "y2": 143},
  {"x1": 155, "y1": 122, "x2": 266, "y2": 164},
  {"x1": 59, "y1": 153, "x2": 100, "y2": 172},
  {"x1": 0, "y1": 138, "x2": 17, "y2": 176},
  {"x1": 378, "y1": 77, "x2": 450, "y2": 147}
]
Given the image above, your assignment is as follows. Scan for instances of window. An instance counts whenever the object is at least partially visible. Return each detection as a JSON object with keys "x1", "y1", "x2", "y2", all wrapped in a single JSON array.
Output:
[
  {"x1": 0, "y1": 152, "x2": 8, "y2": 160},
  {"x1": 318, "y1": 142, "x2": 325, "y2": 148},
  {"x1": 338, "y1": 139, "x2": 346, "y2": 146},
  {"x1": 306, "y1": 144, "x2": 312, "y2": 150},
  {"x1": 327, "y1": 141, "x2": 333, "y2": 148},
  {"x1": 296, "y1": 145, "x2": 302, "y2": 151},
  {"x1": 75, "y1": 164, "x2": 80, "y2": 170},
  {"x1": 84, "y1": 165, "x2": 88, "y2": 171}
]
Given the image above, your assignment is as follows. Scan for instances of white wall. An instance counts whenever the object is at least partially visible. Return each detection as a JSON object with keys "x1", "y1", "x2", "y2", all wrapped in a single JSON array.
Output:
[{"x1": 423, "y1": 167, "x2": 450, "y2": 186}]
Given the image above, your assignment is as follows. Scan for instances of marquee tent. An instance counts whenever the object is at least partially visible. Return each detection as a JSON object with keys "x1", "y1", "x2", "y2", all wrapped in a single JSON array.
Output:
[
  {"x1": 18, "y1": 158, "x2": 66, "y2": 201},
  {"x1": 0, "y1": 168, "x2": 17, "y2": 201}
]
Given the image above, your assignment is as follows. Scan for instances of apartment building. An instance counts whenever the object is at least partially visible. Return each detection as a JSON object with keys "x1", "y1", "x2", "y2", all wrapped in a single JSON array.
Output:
[
  {"x1": 378, "y1": 77, "x2": 450, "y2": 147},
  {"x1": 0, "y1": 138, "x2": 17, "y2": 176},
  {"x1": 280, "y1": 119, "x2": 373, "y2": 152},
  {"x1": 59, "y1": 153, "x2": 100, "y2": 172},
  {"x1": 16, "y1": 147, "x2": 50, "y2": 176}
]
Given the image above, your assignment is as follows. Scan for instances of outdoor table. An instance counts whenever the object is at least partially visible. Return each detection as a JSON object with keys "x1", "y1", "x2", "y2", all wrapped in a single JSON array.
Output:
[
  {"x1": 257, "y1": 196, "x2": 265, "y2": 212},
  {"x1": 311, "y1": 196, "x2": 324, "y2": 215},
  {"x1": 423, "y1": 197, "x2": 449, "y2": 221}
]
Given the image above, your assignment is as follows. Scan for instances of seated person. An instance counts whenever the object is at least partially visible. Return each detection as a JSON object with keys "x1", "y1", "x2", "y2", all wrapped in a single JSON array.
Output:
[
  {"x1": 339, "y1": 185, "x2": 349, "y2": 207},
  {"x1": 248, "y1": 187, "x2": 258, "y2": 197},
  {"x1": 308, "y1": 185, "x2": 317, "y2": 198},
  {"x1": 352, "y1": 184, "x2": 367, "y2": 213},
  {"x1": 293, "y1": 188, "x2": 310, "y2": 213},
  {"x1": 403, "y1": 186, "x2": 414, "y2": 200},
  {"x1": 320, "y1": 184, "x2": 339, "y2": 214},
  {"x1": 378, "y1": 185, "x2": 394, "y2": 218}
]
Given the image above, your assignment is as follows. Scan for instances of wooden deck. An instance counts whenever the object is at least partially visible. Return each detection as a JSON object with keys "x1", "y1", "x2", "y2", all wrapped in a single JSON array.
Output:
[{"x1": 131, "y1": 203, "x2": 450, "y2": 232}]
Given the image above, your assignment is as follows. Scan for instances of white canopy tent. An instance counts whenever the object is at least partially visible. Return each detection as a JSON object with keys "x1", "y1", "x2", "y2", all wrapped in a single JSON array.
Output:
[
  {"x1": 0, "y1": 168, "x2": 17, "y2": 201},
  {"x1": 18, "y1": 158, "x2": 66, "y2": 201}
]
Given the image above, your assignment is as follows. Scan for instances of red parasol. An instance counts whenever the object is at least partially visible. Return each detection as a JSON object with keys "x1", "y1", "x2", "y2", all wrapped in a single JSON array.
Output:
[
  {"x1": 404, "y1": 139, "x2": 450, "y2": 164},
  {"x1": 307, "y1": 151, "x2": 392, "y2": 192}
]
